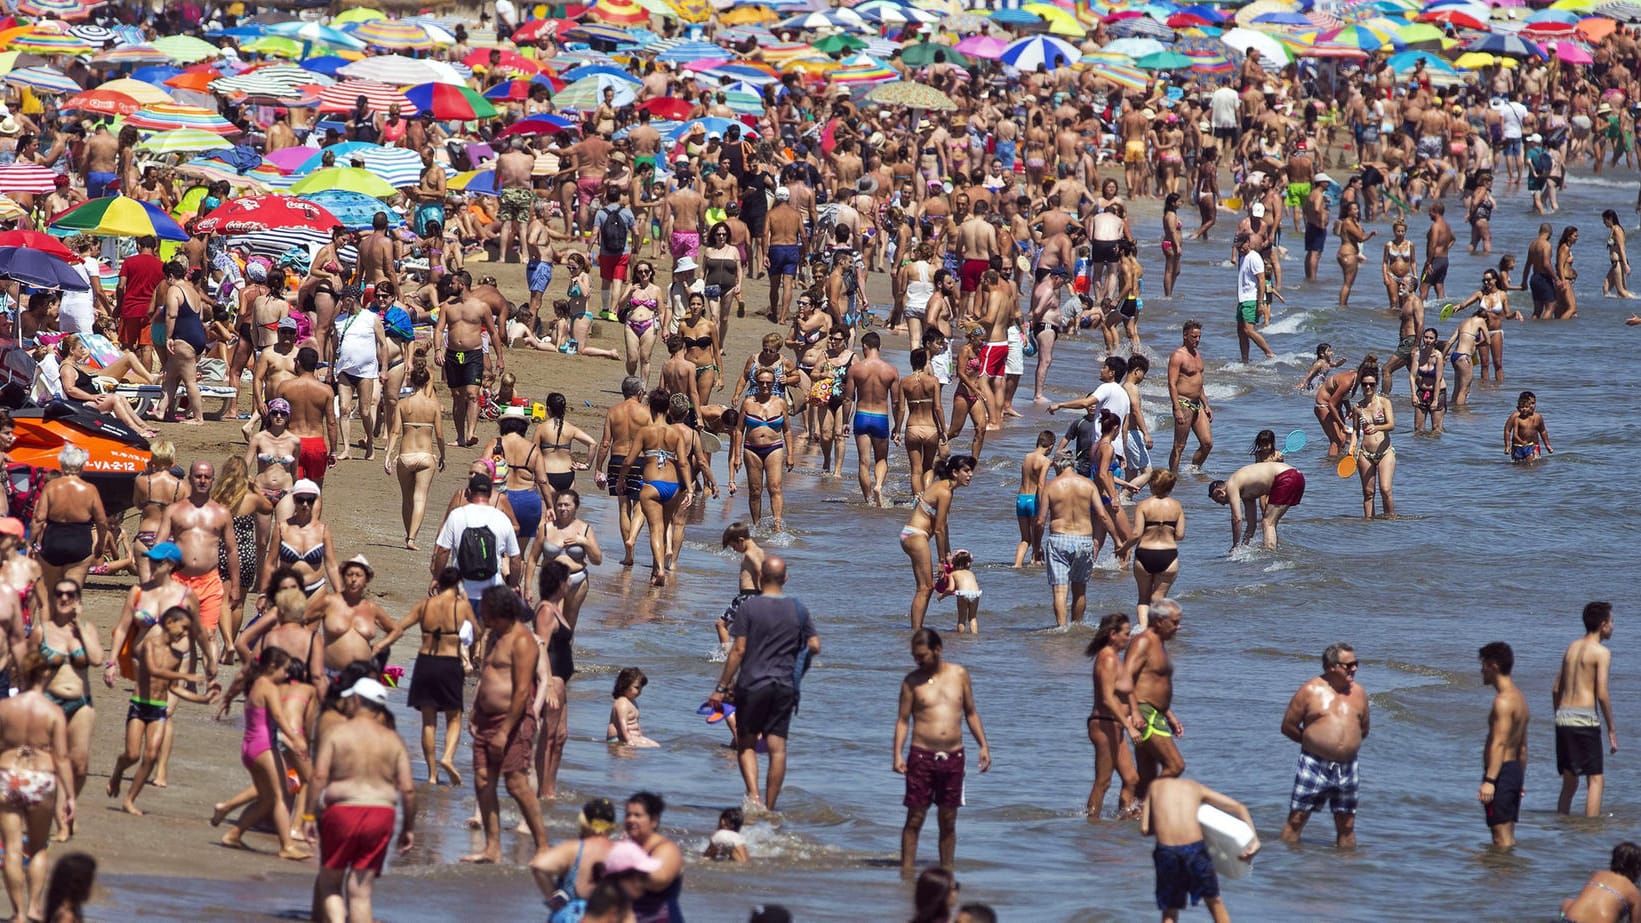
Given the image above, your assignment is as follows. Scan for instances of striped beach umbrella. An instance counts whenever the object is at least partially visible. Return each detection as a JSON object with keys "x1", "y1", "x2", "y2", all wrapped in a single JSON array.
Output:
[
  {"x1": 585, "y1": 0, "x2": 652, "y2": 25},
  {"x1": 1081, "y1": 58, "x2": 1151, "y2": 91},
  {"x1": 125, "y1": 104, "x2": 239, "y2": 134},
  {"x1": 4, "y1": 67, "x2": 80, "y2": 94},
  {"x1": 337, "y1": 54, "x2": 464, "y2": 86},
  {"x1": 175, "y1": 158, "x2": 273, "y2": 192},
  {"x1": 265, "y1": 21, "x2": 368, "y2": 51},
  {"x1": 0, "y1": 195, "x2": 27, "y2": 222},
  {"x1": 349, "y1": 20, "x2": 436, "y2": 51},
  {"x1": 210, "y1": 68, "x2": 315, "y2": 101},
  {"x1": 999, "y1": 34, "x2": 1079, "y2": 70},
  {"x1": 552, "y1": 74, "x2": 637, "y2": 109},
  {"x1": 294, "y1": 144, "x2": 427, "y2": 187},
  {"x1": 563, "y1": 22, "x2": 639, "y2": 44},
  {"x1": 0, "y1": 163, "x2": 59, "y2": 194},
  {"x1": 830, "y1": 55, "x2": 898, "y2": 84},
  {"x1": 135, "y1": 128, "x2": 235, "y2": 154},
  {"x1": 650, "y1": 39, "x2": 725, "y2": 63},
  {"x1": 151, "y1": 35, "x2": 222, "y2": 63},
  {"x1": 448, "y1": 169, "x2": 497, "y2": 195},
  {"x1": 95, "y1": 77, "x2": 172, "y2": 105},
  {"x1": 288, "y1": 167, "x2": 397, "y2": 199},
  {"x1": 302, "y1": 189, "x2": 401, "y2": 229},
  {"x1": 317, "y1": 80, "x2": 412, "y2": 115},
  {"x1": 194, "y1": 195, "x2": 342, "y2": 235},
  {"x1": 460, "y1": 48, "x2": 539, "y2": 74},
  {"x1": 61, "y1": 88, "x2": 143, "y2": 115},
  {"x1": 402, "y1": 82, "x2": 497, "y2": 120},
  {"x1": 7, "y1": 31, "x2": 93, "y2": 56},
  {"x1": 482, "y1": 78, "x2": 549, "y2": 102},
  {"x1": 18, "y1": 0, "x2": 94, "y2": 22},
  {"x1": 67, "y1": 25, "x2": 118, "y2": 45},
  {"x1": 50, "y1": 196, "x2": 188, "y2": 241},
  {"x1": 89, "y1": 44, "x2": 170, "y2": 67},
  {"x1": 495, "y1": 114, "x2": 577, "y2": 137}
]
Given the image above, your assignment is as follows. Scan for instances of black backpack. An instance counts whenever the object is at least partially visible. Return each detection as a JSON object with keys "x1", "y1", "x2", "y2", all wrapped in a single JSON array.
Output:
[
  {"x1": 598, "y1": 205, "x2": 630, "y2": 254},
  {"x1": 456, "y1": 525, "x2": 498, "y2": 581}
]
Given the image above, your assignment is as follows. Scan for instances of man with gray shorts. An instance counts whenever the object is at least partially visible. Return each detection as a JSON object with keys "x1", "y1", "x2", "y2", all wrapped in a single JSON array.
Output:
[{"x1": 1036, "y1": 457, "x2": 1097, "y2": 628}]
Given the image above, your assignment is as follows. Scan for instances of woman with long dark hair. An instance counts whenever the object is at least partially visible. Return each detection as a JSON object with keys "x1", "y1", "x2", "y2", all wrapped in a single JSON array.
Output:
[
  {"x1": 1086, "y1": 613, "x2": 1139, "y2": 820},
  {"x1": 899, "y1": 454, "x2": 977, "y2": 631}
]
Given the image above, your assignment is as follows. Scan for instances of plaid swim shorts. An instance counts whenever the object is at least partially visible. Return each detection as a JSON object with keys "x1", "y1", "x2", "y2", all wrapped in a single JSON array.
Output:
[{"x1": 1289, "y1": 749, "x2": 1359, "y2": 815}]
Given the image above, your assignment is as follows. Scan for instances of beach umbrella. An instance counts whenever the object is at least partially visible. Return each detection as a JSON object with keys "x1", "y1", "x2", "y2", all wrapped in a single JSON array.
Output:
[
  {"x1": 317, "y1": 80, "x2": 413, "y2": 114},
  {"x1": 954, "y1": 34, "x2": 1008, "y2": 59},
  {"x1": 653, "y1": 39, "x2": 727, "y2": 64},
  {"x1": 777, "y1": 9, "x2": 868, "y2": 31},
  {"x1": 666, "y1": 117, "x2": 759, "y2": 140},
  {"x1": 6, "y1": 31, "x2": 93, "y2": 56},
  {"x1": 585, "y1": 0, "x2": 652, "y2": 24},
  {"x1": 1395, "y1": 22, "x2": 1446, "y2": 44},
  {"x1": 50, "y1": 196, "x2": 188, "y2": 240},
  {"x1": 332, "y1": 7, "x2": 386, "y2": 25},
  {"x1": 67, "y1": 24, "x2": 118, "y2": 45},
  {"x1": 18, "y1": 0, "x2": 93, "y2": 23},
  {"x1": 193, "y1": 195, "x2": 342, "y2": 235},
  {"x1": 1386, "y1": 50, "x2": 1459, "y2": 73},
  {"x1": 637, "y1": 96, "x2": 693, "y2": 120},
  {"x1": 125, "y1": 104, "x2": 239, "y2": 134},
  {"x1": 553, "y1": 74, "x2": 637, "y2": 109},
  {"x1": 209, "y1": 67, "x2": 317, "y2": 100},
  {"x1": 1465, "y1": 32, "x2": 1544, "y2": 57},
  {"x1": 265, "y1": 21, "x2": 368, "y2": 51},
  {"x1": 1418, "y1": 6, "x2": 1489, "y2": 28},
  {"x1": 1019, "y1": 3, "x2": 1087, "y2": 36},
  {"x1": 288, "y1": 167, "x2": 397, "y2": 199},
  {"x1": 0, "y1": 196, "x2": 25, "y2": 223},
  {"x1": 299, "y1": 55, "x2": 354, "y2": 78},
  {"x1": 483, "y1": 79, "x2": 543, "y2": 101},
  {"x1": 813, "y1": 33, "x2": 868, "y2": 53},
  {"x1": 0, "y1": 230, "x2": 73, "y2": 260},
  {"x1": 151, "y1": 35, "x2": 221, "y2": 63},
  {"x1": 864, "y1": 80, "x2": 957, "y2": 110},
  {"x1": 301, "y1": 189, "x2": 401, "y2": 228},
  {"x1": 240, "y1": 36, "x2": 305, "y2": 59},
  {"x1": 830, "y1": 54, "x2": 898, "y2": 84},
  {"x1": 496, "y1": 114, "x2": 577, "y2": 136},
  {"x1": 1106, "y1": 16, "x2": 1175, "y2": 40},
  {"x1": 134, "y1": 128, "x2": 235, "y2": 154},
  {"x1": 998, "y1": 34, "x2": 1079, "y2": 71},
  {"x1": 988, "y1": 8, "x2": 1041, "y2": 25},
  {"x1": 719, "y1": 4, "x2": 776, "y2": 24},
  {"x1": 461, "y1": 48, "x2": 540, "y2": 74},
  {"x1": 164, "y1": 71, "x2": 219, "y2": 93},
  {"x1": 1454, "y1": 50, "x2": 1506, "y2": 68},
  {"x1": 559, "y1": 64, "x2": 643, "y2": 83},
  {"x1": 1320, "y1": 23, "x2": 1404, "y2": 52},
  {"x1": 0, "y1": 163, "x2": 57, "y2": 194},
  {"x1": 88, "y1": 44, "x2": 169, "y2": 68},
  {"x1": 126, "y1": 64, "x2": 183, "y2": 87},
  {"x1": 1594, "y1": 0, "x2": 1641, "y2": 21},
  {"x1": 1135, "y1": 50, "x2": 1196, "y2": 70},
  {"x1": 0, "y1": 52, "x2": 47, "y2": 76},
  {"x1": 337, "y1": 54, "x2": 464, "y2": 86},
  {"x1": 1221, "y1": 27, "x2": 1294, "y2": 64},
  {"x1": 562, "y1": 22, "x2": 636, "y2": 45},
  {"x1": 348, "y1": 19, "x2": 436, "y2": 51},
  {"x1": 4, "y1": 67, "x2": 79, "y2": 94},
  {"x1": 0, "y1": 249, "x2": 88, "y2": 291},
  {"x1": 61, "y1": 88, "x2": 143, "y2": 116},
  {"x1": 403, "y1": 82, "x2": 497, "y2": 120},
  {"x1": 1081, "y1": 59, "x2": 1151, "y2": 91},
  {"x1": 448, "y1": 169, "x2": 498, "y2": 195},
  {"x1": 858, "y1": 1, "x2": 939, "y2": 24},
  {"x1": 1578, "y1": 16, "x2": 1619, "y2": 39},
  {"x1": 1102, "y1": 37, "x2": 1168, "y2": 59},
  {"x1": 1550, "y1": 39, "x2": 1594, "y2": 62},
  {"x1": 900, "y1": 41, "x2": 971, "y2": 67},
  {"x1": 95, "y1": 77, "x2": 172, "y2": 105}
]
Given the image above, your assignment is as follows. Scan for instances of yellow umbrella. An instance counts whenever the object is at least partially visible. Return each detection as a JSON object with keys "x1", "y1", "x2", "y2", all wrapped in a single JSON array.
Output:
[
  {"x1": 668, "y1": 0, "x2": 713, "y2": 24},
  {"x1": 1456, "y1": 51, "x2": 1516, "y2": 68},
  {"x1": 1549, "y1": 0, "x2": 1598, "y2": 8},
  {"x1": 720, "y1": 4, "x2": 774, "y2": 24},
  {"x1": 332, "y1": 7, "x2": 386, "y2": 24},
  {"x1": 96, "y1": 77, "x2": 173, "y2": 105},
  {"x1": 1022, "y1": 3, "x2": 1086, "y2": 37}
]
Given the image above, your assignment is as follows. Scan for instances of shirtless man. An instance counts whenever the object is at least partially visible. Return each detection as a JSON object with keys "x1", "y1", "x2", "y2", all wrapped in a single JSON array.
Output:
[
  {"x1": 843, "y1": 331, "x2": 900, "y2": 507},
  {"x1": 1479, "y1": 641, "x2": 1530, "y2": 848},
  {"x1": 108, "y1": 607, "x2": 215, "y2": 816},
  {"x1": 956, "y1": 201, "x2": 999, "y2": 318},
  {"x1": 893, "y1": 628, "x2": 991, "y2": 876},
  {"x1": 496, "y1": 139, "x2": 538, "y2": 263},
  {"x1": 81, "y1": 121, "x2": 119, "y2": 198},
  {"x1": 1526, "y1": 223, "x2": 1559, "y2": 319},
  {"x1": 244, "y1": 317, "x2": 299, "y2": 439},
  {"x1": 592, "y1": 377, "x2": 652, "y2": 566},
  {"x1": 1036, "y1": 458, "x2": 1106, "y2": 628},
  {"x1": 309, "y1": 557, "x2": 395, "y2": 688},
  {"x1": 715, "y1": 522, "x2": 765, "y2": 650},
  {"x1": 1553, "y1": 601, "x2": 1619, "y2": 817},
  {"x1": 1128, "y1": 598, "x2": 1186, "y2": 802},
  {"x1": 1381, "y1": 282, "x2": 1424, "y2": 394},
  {"x1": 1166, "y1": 321, "x2": 1213, "y2": 472},
  {"x1": 764, "y1": 188, "x2": 805, "y2": 323},
  {"x1": 1207, "y1": 462, "x2": 1305, "y2": 552},
  {"x1": 435, "y1": 272, "x2": 502, "y2": 448},
  {"x1": 154, "y1": 462, "x2": 235, "y2": 671},
  {"x1": 356, "y1": 212, "x2": 400, "y2": 287},
  {"x1": 277, "y1": 347, "x2": 338, "y2": 486},
  {"x1": 1419, "y1": 202, "x2": 1455, "y2": 301},
  {"x1": 1303, "y1": 175, "x2": 1331, "y2": 282},
  {"x1": 975, "y1": 270, "x2": 1017, "y2": 429},
  {"x1": 1285, "y1": 140, "x2": 1315, "y2": 233},
  {"x1": 310, "y1": 676, "x2": 415, "y2": 923},
  {"x1": 628, "y1": 109, "x2": 661, "y2": 176},
  {"x1": 661, "y1": 175, "x2": 705, "y2": 267},
  {"x1": 1142, "y1": 776, "x2": 1260, "y2": 923},
  {"x1": 1119, "y1": 98, "x2": 1150, "y2": 198},
  {"x1": 1280, "y1": 643, "x2": 1369, "y2": 848},
  {"x1": 465, "y1": 588, "x2": 549, "y2": 864}
]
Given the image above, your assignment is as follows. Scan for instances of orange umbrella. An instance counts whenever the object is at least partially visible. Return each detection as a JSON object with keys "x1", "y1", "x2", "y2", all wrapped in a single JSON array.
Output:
[
  {"x1": 1577, "y1": 16, "x2": 1616, "y2": 42},
  {"x1": 163, "y1": 71, "x2": 216, "y2": 92}
]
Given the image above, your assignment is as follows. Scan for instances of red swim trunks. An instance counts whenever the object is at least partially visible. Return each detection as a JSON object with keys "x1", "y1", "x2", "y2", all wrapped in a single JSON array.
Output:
[
  {"x1": 320, "y1": 804, "x2": 397, "y2": 875},
  {"x1": 175, "y1": 569, "x2": 225, "y2": 632},
  {"x1": 978, "y1": 341, "x2": 1009, "y2": 377},
  {"x1": 471, "y1": 708, "x2": 537, "y2": 775},
  {"x1": 960, "y1": 258, "x2": 989, "y2": 293},
  {"x1": 1269, "y1": 467, "x2": 1306, "y2": 507},
  {"x1": 598, "y1": 252, "x2": 629, "y2": 282},
  {"x1": 903, "y1": 745, "x2": 966, "y2": 809},
  {"x1": 297, "y1": 436, "x2": 328, "y2": 484}
]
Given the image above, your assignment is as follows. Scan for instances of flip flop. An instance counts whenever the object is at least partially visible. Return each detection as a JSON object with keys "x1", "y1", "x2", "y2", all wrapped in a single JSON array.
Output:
[{"x1": 696, "y1": 701, "x2": 736, "y2": 724}]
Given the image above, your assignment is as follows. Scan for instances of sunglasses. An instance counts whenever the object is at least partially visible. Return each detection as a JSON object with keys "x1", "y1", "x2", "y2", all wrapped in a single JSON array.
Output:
[
  {"x1": 1338, "y1": 660, "x2": 1360, "y2": 670},
  {"x1": 55, "y1": 589, "x2": 79, "y2": 599},
  {"x1": 293, "y1": 496, "x2": 316, "y2": 505}
]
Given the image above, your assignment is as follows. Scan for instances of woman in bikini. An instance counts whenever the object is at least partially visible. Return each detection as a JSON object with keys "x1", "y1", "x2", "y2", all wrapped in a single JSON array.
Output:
[
  {"x1": 899, "y1": 454, "x2": 976, "y2": 632},
  {"x1": 1191, "y1": 145, "x2": 1220, "y2": 239},
  {"x1": 383, "y1": 359, "x2": 445, "y2": 550},
  {"x1": 217, "y1": 646, "x2": 311, "y2": 860},
  {"x1": 1380, "y1": 220, "x2": 1417, "y2": 314},
  {"x1": 0, "y1": 648, "x2": 75, "y2": 913},
  {"x1": 1352, "y1": 368, "x2": 1397, "y2": 519},
  {"x1": 54, "y1": 335, "x2": 157, "y2": 438},
  {"x1": 1604, "y1": 208, "x2": 1635, "y2": 299},
  {"x1": 481, "y1": 407, "x2": 549, "y2": 552},
  {"x1": 371, "y1": 567, "x2": 473, "y2": 786},
  {"x1": 1334, "y1": 199, "x2": 1374, "y2": 308},
  {"x1": 1085, "y1": 612, "x2": 1139, "y2": 820},
  {"x1": 728, "y1": 370, "x2": 793, "y2": 531},
  {"x1": 1451, "y1": 268, "x2": 1521, "y2": 385},
  {"x1": 1559, "y1": 842, "x2": 1641, "y2": 923},
  {"x1": 896, "y1": 347, "x2": 946, "y2": 496},
  {"x1": 1443, "y1": 308, "x2": 1488, "y2": 409},
  {"x1": 1161, "y1": 193, "x2": 1184, "y2": 297},
  {"x1": 678, "y1": 293, "x2": 722, "y2": 405},
  {"x1": 619, "y1": 260, "x2": 664, "y2": 386},
  {"x1": 211, "y1": 458, "x2": 272, "y2": 661},
  {"x1": 132, "y1": 440, "x2": 182, "y2": 580},
  {"x1": 1091, "y1": 409, "x2": 1131, "y2": 565},
  {"x1": 31, "y1": 445, "x2": 110, "y2": 592},
  {"x1": 1112, "y1": 469, "x2": 1180, "y2": 631},
  {"x1": 810, "y1": 330, "x2": 854, "y2": 480},
  {"x1": 233, "y1": 580, "x2": 322, "y2": 691},
  {"x1": 615, "y1": 390, "x2": 695, "y2": 587},
  {"x1": 529, "y1": 492, "x2": 602, "y2": 728},
  {"x1": 259, "y1": 482, "x2": 340, "y2": 598},
  {"x1": 39, "y1": 578, "x2": 102, "y2": 818},
  {"x1": 535, "y1": 392, "x2": 596, "y2": 506},
  {"x1": 105, "y1": 542, "x2": 195, "y2": 692},
  {"x1": 563, "y1": 254, "x2": 597, "y2": 343},
  {"x1": 245, "y1": 398, "x2": 301, "y2": 549},
  {"x1": 1409, "y1": 328, "x2": 1447, "y2": 434},
  {"x1": 1556, "y1": 225, "x2": 1581, "y2": 319},
  {"x1": 946, "y1": 326, "x2": 990, "y2": 459}
]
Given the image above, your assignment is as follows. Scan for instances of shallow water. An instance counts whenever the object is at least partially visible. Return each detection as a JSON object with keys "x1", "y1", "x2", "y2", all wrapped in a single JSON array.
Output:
[{"x1": 114, "y1": 171, "x2": 1641, "y2": 921}]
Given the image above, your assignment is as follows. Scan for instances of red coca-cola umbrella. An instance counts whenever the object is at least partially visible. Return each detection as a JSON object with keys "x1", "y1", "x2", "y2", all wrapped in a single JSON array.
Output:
[{"x1": 193, "y1": 195, "x2": 342, "y2": 236}]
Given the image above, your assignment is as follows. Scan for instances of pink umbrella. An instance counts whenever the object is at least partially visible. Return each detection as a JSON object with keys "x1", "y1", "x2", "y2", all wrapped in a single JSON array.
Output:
[
  {"x1": 955, "y1": 34, "x2": 1009, "y2": 59},
  {"x1": 263, "y1": 147, "x2": 313, "y2": 173},
  {"x1": 1552, "y1": 40, "x2": 1593, "y2": 64}
]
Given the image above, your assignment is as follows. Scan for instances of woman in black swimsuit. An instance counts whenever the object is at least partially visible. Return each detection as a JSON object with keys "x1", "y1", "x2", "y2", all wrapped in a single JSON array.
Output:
[
  {"x1": 370, "y1": 567, "x2": 473, "y2": 785},
  {"x1": 157, "y1": 260, "x2": 208, "y2": 425},
  {"x1": 1085, "y1": 612, "x2": 1139, "y2": 819},
  {"x1": 535, "y1": 393, "x2": 597, "y2": 503},
  {"x1": 31, "y1": 445, "x2": 110, "y2": 591},
  {"x1": 533, "y1": 560, "x2": 576, "y2": 801},
  {"x1": 56, "y1": 335, "x2": 158, "y2": 438},
  {"x1": 1122, "y1": 469, "x2": 1184, "y2": 632}
]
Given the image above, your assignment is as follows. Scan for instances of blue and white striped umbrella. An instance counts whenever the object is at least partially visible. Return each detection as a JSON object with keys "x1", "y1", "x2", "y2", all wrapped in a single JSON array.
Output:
[
  {"x1": 998, "y1": 34, "x2": 1080, "y2": 71},
  {"x1": 227, "y1": 227, "x2": 359, "y2": 262},
  {"x1": 559, "y1": 63, "x2": 643, "y2": 83},
  {"x1": 856, "y1": 1, "x2": 940, "y2": 25},
  {"x1": 777, "y1": 9, "x2": 869, "y2": 31},
  {"x1": 4, "y1": 67, "x2": 81, "y2": 95},
  {"x1": 294, "y1": 144, "x2": 432, "y2": 188},
  {"x1": 652, "y1": 39, "x2": 727, "y2": 63},
  {"x1": 265, "y1": 21, "x2": 369, "y2": 51}
]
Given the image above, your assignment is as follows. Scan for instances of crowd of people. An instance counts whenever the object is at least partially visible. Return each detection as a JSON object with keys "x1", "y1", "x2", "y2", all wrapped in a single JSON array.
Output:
[{"x1": 0, "y1": 0, "x2": 1638, "y2": 918}]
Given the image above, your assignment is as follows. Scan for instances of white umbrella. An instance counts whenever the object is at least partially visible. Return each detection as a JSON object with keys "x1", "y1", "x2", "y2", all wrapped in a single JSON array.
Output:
[
  {"x1": 1101, "y1": 37, "x2": 1168, "y2": 60},
  {"x1": 999, "y1": 34, "x2": 1080, "y2": 71},
  {"x1": 1221, "y1": 27, "x2": 1293, "y2": 64},
  {"x1": 337, "y1": 54, "x2": 465, "y2": 86}
]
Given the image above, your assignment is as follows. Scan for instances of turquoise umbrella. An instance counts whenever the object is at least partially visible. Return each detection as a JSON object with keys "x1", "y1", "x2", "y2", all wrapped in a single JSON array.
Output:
[{"x1": 1135, "y1": 50, "x2": 1196, "y2": 70}]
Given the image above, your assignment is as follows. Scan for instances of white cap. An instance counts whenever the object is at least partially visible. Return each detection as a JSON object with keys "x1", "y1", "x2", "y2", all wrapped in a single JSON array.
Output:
[
  {"x1": 1314, "y1": 172, "x2": 1334, "y2": 185},
  {"x1": 341, "y1": 677, "x2": 389, "y2": 706},
  {"x1": 1526, "y1": 132, "x2": 1542, "y2": 142},
  {"x1": 775, "y1": 186, "x2": 790, "y2": 200},
  {"x1": 290, "y1": 478, "x2": 320, "y2": 498},
  {"x1": 1250, "y1": 202, "x2": 1265, "y2": 217}
]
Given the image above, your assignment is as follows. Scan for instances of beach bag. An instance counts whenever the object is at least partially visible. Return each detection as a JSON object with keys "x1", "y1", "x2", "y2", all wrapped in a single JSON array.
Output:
[
  {"x1": 4, "y1": 463, "x2": 46, "y2": 528},
  {"x1": 456, "y1": 524, "x2": 498, "y2": 581}
]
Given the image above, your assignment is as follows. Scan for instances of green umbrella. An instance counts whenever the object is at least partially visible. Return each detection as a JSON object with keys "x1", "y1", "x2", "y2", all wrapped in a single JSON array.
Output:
[
  {"x1": 814, "y1": 33, "x2": 868, "y2": 54},
  {"x1": 900, "y1": 41, "x2": 970, "y2": 68},
  {"x1": 1134, "y1": 50, "x2": 1195, "y2": 71}
]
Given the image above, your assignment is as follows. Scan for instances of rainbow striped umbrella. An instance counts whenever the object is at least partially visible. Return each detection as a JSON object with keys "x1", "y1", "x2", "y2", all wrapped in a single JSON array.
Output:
[
  {"x1": 135, "y1": 128, "x2": 235, "y2": 154},
  {"x1": 317, "y1": 80, "x2": 412, "y2": 115},
  {"x1": 151, "y1": 35, "x2": 221, "y2": 63},
  {"x1": 125, "y1": 104, "x2": 239, "y2": 134},
  {"x1": 1080, "y1": 58, "x2": 1150, "y2": 90},
  {"x1": 585, "y1": 0, "x2": 652, "y2": 25},
  {"x1": 90, "y1": 44, "x2": 170, "y2": 66},
  {"x1": 18, "y1": 0, "x2": 94, "y2": 22},
  {"x1": 830, "y1": 54, "x2": 897, "y2": 84},
  {"x1": 0, "y1": 163, "x2": 59, "y2": 194},
  {"x1": 7, "y1": 31, "x2": 93, "y2": 55},
  {"x1": 349, "y1": 20, "x2": 436, "y2": 51},
  {"x1": 4, "y1": 67, "x2": 80, "y2": 94},
  {"x1": 50, "y1": 196, "x2": 188, "y2": 241},
  {"x1": 403, "y1": 82, "x2": 497, "y2": 120},
  {"x1": 0, "y1": 195, "x2": 28, "y2": 222},
  {"x1": 95, "y1": 77, "x2": 172, "y2": 105}
]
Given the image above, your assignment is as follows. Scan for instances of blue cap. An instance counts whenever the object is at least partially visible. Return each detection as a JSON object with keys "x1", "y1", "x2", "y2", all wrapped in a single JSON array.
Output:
[{"x1": 143, "y1": 541, "x2": 183, "y2": 563}]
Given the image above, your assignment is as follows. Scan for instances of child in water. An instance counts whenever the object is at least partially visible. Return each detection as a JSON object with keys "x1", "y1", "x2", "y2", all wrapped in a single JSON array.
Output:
[
  {"x1": 1298, "y1": 342, "x2": 1345, "y2": 391},
  {"x1": 938, "y1": 550, "x2": 983, "y2": 634},
  {"x1": 703, "y1": 807, "x2": 750, "y2": 862},
  {"x1": 1504, "y1": 390, "x2": 1553, "y2": 463},
  {"x1": 607, "y1": 667, "x2": 659, "y2": 748}
]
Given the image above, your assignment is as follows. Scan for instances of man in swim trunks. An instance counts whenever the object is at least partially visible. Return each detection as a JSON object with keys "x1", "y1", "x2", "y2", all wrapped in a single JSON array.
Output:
[
  {"x1": 956, "y1": 200, "x2": 999, "y2": 317},
  {"x1": 154, "y1": 461, "x2": 235, "y2": 673},
  {"x1": 1284, "y1": 139, "x2": 1315, "y2": 232},
  {"x1": 893, "y1": 627, "x2": 991, "y2": 876},
  {"x1": 1036, "y1": 458, "x2": 1099, "y2": 628},
  {"x1": 465, "y1": 589, "x2": 548, "y2": 864},
  {"x1": 592, "y1": 376, "x2": 652, "y2": 566},
  {"x1": 435, "y1": 271, "x2": 502, "y2": 449},
  {"x1": 1119, "y1": 97, "x2": 1150, "y2": 198},
  {"x1": 1142, "y1": 776, "x2": 1260, "y2": 923},
  {"x1": 844, "y1": 332, "x2": 900, "y2": 507},
  {"x1": 1526, "y1": 222, "x2": 1560, "y2": 319},
  {"x1": 1552, "y1": 601, "x2": 1618, "y2": 817},
  {"x1": 977, "y1": 268, "x2": 1018, "y2": 428},
  {"x1": 495, "y1": 138, "x2": 539, "y2": 264},
  {"x1": 1303, "y1": 174, "x2": 1332, "y2": 282},
  {"x1": 1166, "y1": 321, "x2": 1213, "y2": 473},
  {"x1": 662, "y1": 171, "x2": 705, "y2": 264},
  {"x1": 764, "y1": 186, "x2": 805, "y2": 324},
  {"x1": 311, "y1": 676, "x2": 416, "y2": 921},
  {"x1": 1479, "y1": 641, "x2": 1529, "y2": 849},
  {"x1": 1207, "y1": 461, "x2": 1304, "y2": 552},
  {"x1": 411, "y1": 148, "x2": 447, "y2": 237},
  {"x1": 1419, "y1": 201, "x2": 1455, "y2": 300},
  {"x1": 82, "y1": 120, "x2": 118, "y2": 199},
  {"x1": 278, "y1": 347, "x2": 338, "y2": 486},
  {"x1": 1280, "y1": 642, "x2": 1369, "y2": 848},
  {"x1": 1128, "y1": 598, "x2": 1185, "y2": 802}
]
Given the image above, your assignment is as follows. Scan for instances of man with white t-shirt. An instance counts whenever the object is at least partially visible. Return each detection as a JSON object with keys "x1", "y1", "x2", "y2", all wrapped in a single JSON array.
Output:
[
  {"x1": 1048, "y1": 356, "x2": 1130, "y2": 477},
  {"x1": 1209, "y1": 81, "x2": 1240, "y2": 147},
  {"x1": 432, "y1": 473, "x2": 522, "y2": 611},
  {"x1": 1493, "y1": 95, "x2": 1529, "y2": 185},
  {"x1": 1234, "y1": 231, "x2": 1273, "y2": 364}
]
